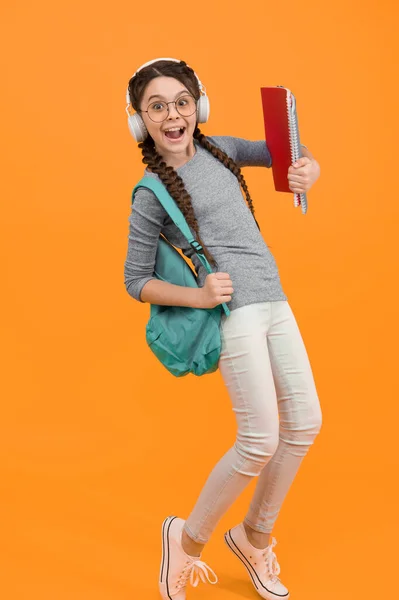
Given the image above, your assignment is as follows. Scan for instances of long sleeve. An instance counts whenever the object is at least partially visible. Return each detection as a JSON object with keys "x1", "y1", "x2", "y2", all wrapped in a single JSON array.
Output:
[
  {"x1": 207, "y1": 135, "x2": 272, "y2": 168},
  {"x1": 124, "y1": 186, "x2": 168, "y2": 302}
]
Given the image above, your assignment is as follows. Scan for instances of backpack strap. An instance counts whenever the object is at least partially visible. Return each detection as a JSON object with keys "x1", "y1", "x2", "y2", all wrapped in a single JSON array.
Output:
[{"x1": 132, "y1": 176, "x2": 230, "y2": 317}]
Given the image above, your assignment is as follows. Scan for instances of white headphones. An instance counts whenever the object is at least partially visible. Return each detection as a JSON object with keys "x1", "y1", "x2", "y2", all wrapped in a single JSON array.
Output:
[{"x1": 125, "y1": 57, "x2": 210, "y2": 143}]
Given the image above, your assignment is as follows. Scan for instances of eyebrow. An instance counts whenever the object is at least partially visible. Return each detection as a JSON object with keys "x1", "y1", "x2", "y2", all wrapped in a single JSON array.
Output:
[{"x1": 147, "y1": 89, "x2": 190, "y2": 102}]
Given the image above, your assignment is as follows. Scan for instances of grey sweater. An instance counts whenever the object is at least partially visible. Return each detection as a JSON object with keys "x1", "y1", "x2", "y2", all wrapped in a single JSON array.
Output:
[{"x1": 124, "y1": 135, "x2": 288, "y2": 313}]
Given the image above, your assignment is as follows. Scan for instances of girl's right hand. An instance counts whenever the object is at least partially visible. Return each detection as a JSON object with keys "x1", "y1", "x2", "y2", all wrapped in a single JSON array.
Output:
[{"x1": 199, "y1": 273, "x2": 234, "y2": 309}]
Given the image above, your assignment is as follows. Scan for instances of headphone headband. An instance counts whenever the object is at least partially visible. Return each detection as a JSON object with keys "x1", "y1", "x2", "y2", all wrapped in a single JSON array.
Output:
[{"x1": 125, "y1": 57, "x2": 205, "y2": 106}]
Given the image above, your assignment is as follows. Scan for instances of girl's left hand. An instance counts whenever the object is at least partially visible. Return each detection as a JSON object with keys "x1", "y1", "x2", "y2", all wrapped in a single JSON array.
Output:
[{"x1": 287, "y1": 157, "x2": 320, "y2": 194}]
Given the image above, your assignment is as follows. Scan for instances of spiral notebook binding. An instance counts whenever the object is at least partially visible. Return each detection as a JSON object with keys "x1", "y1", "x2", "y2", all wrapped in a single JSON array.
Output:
[{"x1": 285, "y1": 89, "x2": 308, "y2": 215}]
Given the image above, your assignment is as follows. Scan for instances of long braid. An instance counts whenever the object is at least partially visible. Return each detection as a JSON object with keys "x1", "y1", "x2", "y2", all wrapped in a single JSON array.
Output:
[
  {"x1": 138, "y1": 135, "x2": 218, "y2": 268},
  {"x1": 194, "y1": 126, "x2": 261, "y2": 231}
]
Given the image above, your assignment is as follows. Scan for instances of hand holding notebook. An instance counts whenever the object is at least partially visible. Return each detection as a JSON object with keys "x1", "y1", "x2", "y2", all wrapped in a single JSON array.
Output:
[{"x1": 260, "y1": 86, "x2": 308, "y2": 214}]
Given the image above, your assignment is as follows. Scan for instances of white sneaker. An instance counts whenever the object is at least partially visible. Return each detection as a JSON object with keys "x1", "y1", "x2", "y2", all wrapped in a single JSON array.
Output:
[
  {"x1": 159, "y1": 516, "x2": 218, "y2": 599},
  {"x1": 224, "y1": 523, "x2": 290, "y2": 600}
]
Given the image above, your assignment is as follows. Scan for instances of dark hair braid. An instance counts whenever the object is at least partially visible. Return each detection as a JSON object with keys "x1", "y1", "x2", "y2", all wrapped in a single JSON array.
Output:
[
  {"x1": 193, "y1": 127, "x2": 261, "y2": 231},
  {"x1": 138, "y1": 134, "x2": 217, "y2": 267}
]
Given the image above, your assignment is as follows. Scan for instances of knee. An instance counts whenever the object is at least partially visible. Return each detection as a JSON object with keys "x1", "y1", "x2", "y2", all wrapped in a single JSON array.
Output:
[
  {"x1": 281, "y1": 401, "x2": 323, "y2": 446},
  {"x1": 307, "y1": 401, "x2": 323, "y2": 437},
  {"x1": 314, "y1": 405, "x2": 323, "y2": 434},
  {"x1": 235, "y1": 430, "x2": 280, "y2": 475}
]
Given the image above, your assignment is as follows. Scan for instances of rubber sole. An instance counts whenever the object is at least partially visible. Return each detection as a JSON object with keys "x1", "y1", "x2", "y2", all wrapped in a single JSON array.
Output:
[
  {"x1": 159, "y1": 516, "x2": 178, "y2": 600},
  {"x1": 224, "y1": 529, "x2": 290, "y2": 600}
]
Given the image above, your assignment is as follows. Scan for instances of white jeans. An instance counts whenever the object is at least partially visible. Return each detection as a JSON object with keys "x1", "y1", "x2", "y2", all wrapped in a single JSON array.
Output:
[{"x1": 184, "y1": 301, "x2": 323, "y2": 544}]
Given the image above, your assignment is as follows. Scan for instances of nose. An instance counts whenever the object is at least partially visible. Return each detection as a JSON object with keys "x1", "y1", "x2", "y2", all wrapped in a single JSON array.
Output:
[{"x1": 166, "y1": 101, "x2": 180, "y2": 120}]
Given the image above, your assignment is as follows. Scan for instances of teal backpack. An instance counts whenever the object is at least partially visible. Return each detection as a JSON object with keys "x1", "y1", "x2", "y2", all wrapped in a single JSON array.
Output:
[{"x1": 132, "y1": 176, "x2": 231, "y2": 378}]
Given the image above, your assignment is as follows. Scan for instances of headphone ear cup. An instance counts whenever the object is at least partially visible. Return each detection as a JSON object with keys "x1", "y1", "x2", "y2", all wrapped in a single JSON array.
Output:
[
  {"x1": 128, "y1": 113, "x2": 148, "y2": 142},
  {"x1": 196, "y1": 95, "x2": 210, "y2": 123}
]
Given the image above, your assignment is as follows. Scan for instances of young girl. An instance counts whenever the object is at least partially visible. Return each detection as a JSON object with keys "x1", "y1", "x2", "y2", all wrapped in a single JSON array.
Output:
[{"x1": 124, "y1": 58, "x2": 322, "y2": 600}]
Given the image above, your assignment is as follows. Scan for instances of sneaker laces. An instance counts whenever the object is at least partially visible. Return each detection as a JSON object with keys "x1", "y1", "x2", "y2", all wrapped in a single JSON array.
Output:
[
  {"x1": 262, "y1": 537, "x2": 281, "y2": 584},
  {"x1": 175, "y1": 558, "x2": 218, "y2": 591}
]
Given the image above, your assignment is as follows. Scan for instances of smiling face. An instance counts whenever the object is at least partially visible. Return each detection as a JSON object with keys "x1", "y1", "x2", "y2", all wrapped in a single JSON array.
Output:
[{"x1": 139, "y1": 76, "x2": 198, "y2": 168}]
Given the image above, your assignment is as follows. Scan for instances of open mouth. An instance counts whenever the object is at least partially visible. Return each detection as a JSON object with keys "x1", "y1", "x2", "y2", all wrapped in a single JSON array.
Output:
[{"x1": 163, "y1": 127, "x2": 186, "y2": 142}]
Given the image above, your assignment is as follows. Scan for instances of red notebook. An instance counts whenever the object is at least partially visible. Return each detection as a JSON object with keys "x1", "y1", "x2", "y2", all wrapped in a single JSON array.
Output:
[{"x1": 260, "y1": 86, "x2": 308, "y2": 214}]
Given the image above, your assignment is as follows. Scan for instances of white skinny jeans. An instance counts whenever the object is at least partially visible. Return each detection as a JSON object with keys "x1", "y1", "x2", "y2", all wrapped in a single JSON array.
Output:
[{"x1": 184, "y1": 301, "x2": 323, "y2": 544}]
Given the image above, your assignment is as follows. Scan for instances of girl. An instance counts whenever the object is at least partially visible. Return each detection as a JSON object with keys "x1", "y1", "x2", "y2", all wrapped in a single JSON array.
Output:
[{"x1": 124, "y1": 58, "x2": 322, "y2": 600}]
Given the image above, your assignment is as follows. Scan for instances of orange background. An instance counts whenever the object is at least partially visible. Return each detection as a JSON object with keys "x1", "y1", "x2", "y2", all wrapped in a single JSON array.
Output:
[{"x1": 1, "y1": 1, "x2": 398, "y2": 599}]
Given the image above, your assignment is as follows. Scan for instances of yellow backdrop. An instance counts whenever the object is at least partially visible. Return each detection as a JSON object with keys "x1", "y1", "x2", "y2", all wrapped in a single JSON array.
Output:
[{"x1": 1, "y1": 1, "x2": 398, "y2": 599}]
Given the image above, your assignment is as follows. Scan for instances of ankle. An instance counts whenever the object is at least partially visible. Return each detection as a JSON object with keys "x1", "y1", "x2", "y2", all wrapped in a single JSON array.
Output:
[
  {"x1": 243, "y1": 522, "x2": 271, "y2": 550},
  {"x1": 181, "y1": 528, "x2": 205, "y2": 558}
]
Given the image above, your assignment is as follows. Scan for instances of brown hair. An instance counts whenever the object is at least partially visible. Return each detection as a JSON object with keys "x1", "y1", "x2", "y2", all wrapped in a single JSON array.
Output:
[{"x1": 127, "y1": 59, "x2": 267, "y2": 268}]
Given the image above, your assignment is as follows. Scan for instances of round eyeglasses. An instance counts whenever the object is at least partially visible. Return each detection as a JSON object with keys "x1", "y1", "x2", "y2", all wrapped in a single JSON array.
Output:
[{"x1": 141, "y1": 94, "x2": 197, "y2": 123}]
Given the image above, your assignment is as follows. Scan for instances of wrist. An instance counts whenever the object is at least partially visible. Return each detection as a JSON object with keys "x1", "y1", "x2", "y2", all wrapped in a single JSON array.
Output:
[{"x1": 194, "y1": 288, "x2": 205, "y2": 309}]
